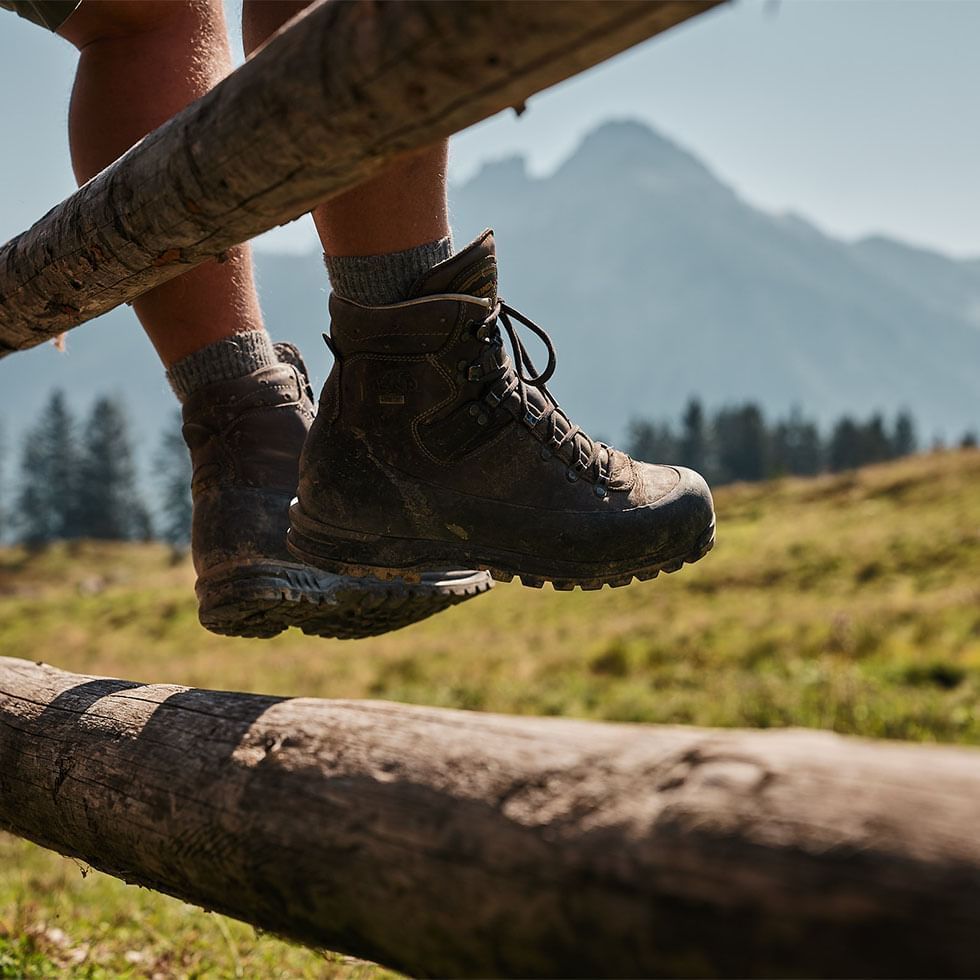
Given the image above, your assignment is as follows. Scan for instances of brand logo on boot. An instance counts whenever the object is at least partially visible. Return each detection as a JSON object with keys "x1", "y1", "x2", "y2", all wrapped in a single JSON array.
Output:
[
  {"x1": 453, "y1": 258, "x2": 497, "y2": 302},
  {"x1": 377, "y1": 369, "x2": 418, "y2": 405}
]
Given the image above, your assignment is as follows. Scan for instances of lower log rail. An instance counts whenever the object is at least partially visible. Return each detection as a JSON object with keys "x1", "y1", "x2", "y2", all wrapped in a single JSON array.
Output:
[{"x1": 2, "y1": 656, "x2": 980, "y2": 978}]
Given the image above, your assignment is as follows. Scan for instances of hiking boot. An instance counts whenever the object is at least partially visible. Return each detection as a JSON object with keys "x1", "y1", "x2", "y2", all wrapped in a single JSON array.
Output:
[
  {"x1": 288, "y1": 231, "x2": 716, "y2": 589},
  {"x1": 182, "y1": 342, "x2": 492, "y2": 637}
]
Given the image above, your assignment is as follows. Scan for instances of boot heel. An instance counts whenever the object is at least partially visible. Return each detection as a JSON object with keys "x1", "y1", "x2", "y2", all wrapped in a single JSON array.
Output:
[{"x1": 287, "y1": 505, "x2": 432, "y2": 581}]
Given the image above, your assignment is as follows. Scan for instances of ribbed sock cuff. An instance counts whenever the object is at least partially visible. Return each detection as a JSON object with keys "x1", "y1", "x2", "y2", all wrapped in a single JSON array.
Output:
[
  {"x1": 324, "y1": 236, "x2": 453, "y2": 306},
  {"x1": 166, "y1": 330, "x2": 278, "y2": 401}
]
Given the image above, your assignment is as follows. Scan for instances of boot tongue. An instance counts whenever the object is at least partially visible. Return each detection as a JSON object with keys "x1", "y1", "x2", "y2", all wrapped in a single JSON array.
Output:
[{"x1": 409, "y1": 228, "x2": 498, "y2": 304}]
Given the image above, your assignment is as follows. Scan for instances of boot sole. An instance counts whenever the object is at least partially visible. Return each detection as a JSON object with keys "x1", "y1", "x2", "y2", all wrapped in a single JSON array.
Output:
[
  {"x1": 287, "y1": 508, "x2": 717, "y2": 591},
  {"x1": 196, "y1": 560, "x2": 493, "y2": 639}
]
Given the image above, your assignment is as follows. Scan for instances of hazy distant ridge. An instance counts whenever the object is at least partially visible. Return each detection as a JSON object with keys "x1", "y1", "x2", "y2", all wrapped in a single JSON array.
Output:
[
  {"x1": 447, "y1": 120, "x2": 980, "y2": 440},
  {"x1": 1, "y1": 120, "x2": 976, "y2": 462}
]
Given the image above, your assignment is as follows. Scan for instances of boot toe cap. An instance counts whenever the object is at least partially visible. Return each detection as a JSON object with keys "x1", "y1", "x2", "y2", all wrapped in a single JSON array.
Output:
[{"x1": 630, "y1": 462, "x2": 715, "y2": 553}]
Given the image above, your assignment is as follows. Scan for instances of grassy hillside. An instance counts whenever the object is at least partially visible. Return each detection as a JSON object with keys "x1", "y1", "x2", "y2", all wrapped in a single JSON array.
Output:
[{"x1": 2, "y1": 449, "x2": 978, "y2": 977}]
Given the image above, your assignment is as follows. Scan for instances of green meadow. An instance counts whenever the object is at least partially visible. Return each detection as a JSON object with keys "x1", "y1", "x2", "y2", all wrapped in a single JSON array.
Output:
[{"x1": 2, "y1": 449, "x2": 978, "y2": 977}]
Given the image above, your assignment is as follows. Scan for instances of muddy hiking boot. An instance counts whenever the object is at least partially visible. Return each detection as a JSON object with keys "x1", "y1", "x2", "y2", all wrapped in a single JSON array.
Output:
[
  {"x1": 288, "y1": 231, "x2": 716, "y2": 589},
  {"x1": 182, "y1": 342, "x2": 491, "y2": 638}
]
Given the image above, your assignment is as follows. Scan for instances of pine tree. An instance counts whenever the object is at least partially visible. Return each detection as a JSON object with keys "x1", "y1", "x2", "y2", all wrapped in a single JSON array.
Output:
[
  {"x1": 714, "y1": 403, "x2": 769, "y2": 483},
  {"x1": 770, "y1": 407, "x2": 822, "y2": 477},
  {"x1": 678, "y1": 398, "x2": 708, "y2": 474},
  {"x1": 891, "y1": 411, "x2": 918, "y2": 458},
  {"x1": 828, "y1": 417, "x2": 863, "y2": 471},
  {"x1": 829, "y1": 411, "x2": 922, "y2": 470},
  {"x1": 153, "y1": 409, "x2": 193, "y2": 551},
  {"x1": 863, "y1": 413, "x2": 892, "y2": 464},
  {"x1": 16, "y1": 438, "x2": 49, "y2": 546},
  {"x1": 75, "y1": 396, "x2": 152, "y2": 540},
  {"x1": 15, "y1": 390, "x2": 80, "y2": 545}
]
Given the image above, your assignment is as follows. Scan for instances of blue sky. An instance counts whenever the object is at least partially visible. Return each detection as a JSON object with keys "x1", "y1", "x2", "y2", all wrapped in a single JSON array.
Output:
[{"x1": 1, "y1": 0, "x2": 978, "y2": 258}]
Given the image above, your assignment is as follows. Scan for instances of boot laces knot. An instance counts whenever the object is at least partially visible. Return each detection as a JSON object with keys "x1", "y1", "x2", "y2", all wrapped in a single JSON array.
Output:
[{"x1": 469, "y1": 299, "x2": 611, "y2": 490}]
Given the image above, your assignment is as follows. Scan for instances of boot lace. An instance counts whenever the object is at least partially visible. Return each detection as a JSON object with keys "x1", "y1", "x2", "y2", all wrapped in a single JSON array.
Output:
[{"x1": 467, "y1": 299, "x2": 612, "y2": 495}]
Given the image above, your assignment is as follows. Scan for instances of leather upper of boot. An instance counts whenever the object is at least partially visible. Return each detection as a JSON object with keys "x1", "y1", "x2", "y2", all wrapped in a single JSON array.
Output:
[
  {"x1": 305, "y1": 232, "x2": 712, "y2": 562},
  {"x1": 181, "y1": 343, "x2": 314, "y2": 574}
]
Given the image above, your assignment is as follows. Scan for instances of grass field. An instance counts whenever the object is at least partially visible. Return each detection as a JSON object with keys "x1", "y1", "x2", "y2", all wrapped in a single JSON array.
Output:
[{"x1": 1, "y1": 449, "x2": 978, "y2": 977}]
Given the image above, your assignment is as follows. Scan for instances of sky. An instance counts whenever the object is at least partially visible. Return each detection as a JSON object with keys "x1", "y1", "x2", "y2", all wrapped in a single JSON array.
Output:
[{"x1": 1, "y1": 0, "x2": 979, "y2": 258}]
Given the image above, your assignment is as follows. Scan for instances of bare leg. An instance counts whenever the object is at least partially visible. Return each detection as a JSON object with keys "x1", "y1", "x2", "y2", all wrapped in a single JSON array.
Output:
[
  {"x1": 242, "y1": 0, "x2": 450, "y2": 259},
  {"x1": 51, "y1": 0, "x2": 491, "y2": 637},
  {"x1": 59, "y1": 0, "x2": 264, "y2": 366}
]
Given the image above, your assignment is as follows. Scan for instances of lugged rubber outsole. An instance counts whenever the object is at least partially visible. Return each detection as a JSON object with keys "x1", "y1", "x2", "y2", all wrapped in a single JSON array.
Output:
[
  {"x1": 287, "y1": 517, "x2": 717, "y2": 593},
  {"x1": 196, "y1": 561, "x2": 493, "y2": 639}
]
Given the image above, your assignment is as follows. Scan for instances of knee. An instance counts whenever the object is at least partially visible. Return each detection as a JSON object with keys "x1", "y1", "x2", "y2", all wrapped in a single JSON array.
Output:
[{"x1": 60, "y1": 0, "x2": 221, "y2": 50}]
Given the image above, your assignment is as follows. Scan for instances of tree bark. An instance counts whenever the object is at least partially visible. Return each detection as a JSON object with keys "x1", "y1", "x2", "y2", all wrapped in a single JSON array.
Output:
[
  {"x1": 0, "y1": 0, "x2": 719, "y2": 356},
  {"x1": 2, "y1": 656, "x2": 980, "y2": 977}
]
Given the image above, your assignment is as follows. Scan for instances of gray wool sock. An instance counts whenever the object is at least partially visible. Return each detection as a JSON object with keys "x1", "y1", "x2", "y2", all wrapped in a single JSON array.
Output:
[
  {"x1": 324, "y1": 236, "x2": 453, "y2": 306},
  {"x1": 166, "y1": 329, "x2": 279, "y2": 401}
]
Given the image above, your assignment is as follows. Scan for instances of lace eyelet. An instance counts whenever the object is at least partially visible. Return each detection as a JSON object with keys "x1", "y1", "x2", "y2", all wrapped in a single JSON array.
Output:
[
  {"x1": 461, "y1": 299, "x2": 605, "y2": 490},
  {"x1": 468, "y1": 404, "x2": 481, "y2": 417}
]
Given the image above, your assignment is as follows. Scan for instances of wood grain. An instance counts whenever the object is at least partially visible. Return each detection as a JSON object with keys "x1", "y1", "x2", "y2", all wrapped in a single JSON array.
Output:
[
  {"x1": 3, "y1": 655, "x2": 980, "y2": 977},
  {"x1": 0, "y1": 0, "x2": 719, "y2": 356}
]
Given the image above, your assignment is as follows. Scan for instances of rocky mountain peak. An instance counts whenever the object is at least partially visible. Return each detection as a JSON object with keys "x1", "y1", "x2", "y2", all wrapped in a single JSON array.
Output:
[{"x1": 556, "y1": 119, "x2": 717, "y2": 187}]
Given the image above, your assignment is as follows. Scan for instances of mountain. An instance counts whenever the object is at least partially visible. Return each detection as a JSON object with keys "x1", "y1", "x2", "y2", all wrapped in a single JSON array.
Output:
[
  {"x1": 0, "y1": 119, "x2": 977, "y2": 482},
  {"x1": 849, "y1": 235, "x2": 980, "y2": 329},
  {"x1": 450, "y1": 121, "x2": 980, "y2": 442}
]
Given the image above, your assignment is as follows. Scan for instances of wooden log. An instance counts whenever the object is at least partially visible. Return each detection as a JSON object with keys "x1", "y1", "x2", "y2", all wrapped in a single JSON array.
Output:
[
  {"x1": 2, "y1": 656, "x2": 980, "y2": 977},
  {"x1": 0, "y1": 0, "x2": 720, "y2": 356}
]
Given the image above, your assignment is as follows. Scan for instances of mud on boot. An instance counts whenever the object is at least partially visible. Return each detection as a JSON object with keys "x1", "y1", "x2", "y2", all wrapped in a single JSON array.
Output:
[
  {"x1": 288, "y1": 232, "x2": 716, "y2": 590},
  {"x1": 182, "y1": 342, "x2": 491, "y2": 637}
]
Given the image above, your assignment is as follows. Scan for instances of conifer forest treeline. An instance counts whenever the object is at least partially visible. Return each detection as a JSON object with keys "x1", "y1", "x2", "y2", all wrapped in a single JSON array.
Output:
[
  {"x1": 0, "y1": 390, "x2": 975, "y2": 548},
  {"x1": 627, "y1": 398, "x2": 976, "y2": 487},
  {"x1": 0, "y1": 391, "x2": 190, "y2": 549}
]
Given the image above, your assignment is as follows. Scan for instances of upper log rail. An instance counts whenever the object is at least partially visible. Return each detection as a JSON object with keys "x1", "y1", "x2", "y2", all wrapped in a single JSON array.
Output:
[
  {"x1": 3, "y1": 655, "x2": 980, "y2": 978},
  {"x1": 0, "y1": 0, "x2": 720, "y2": 356}
]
